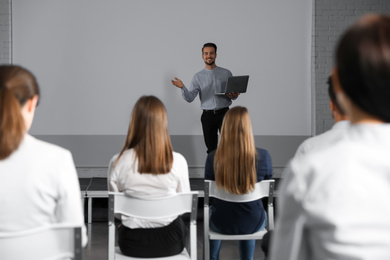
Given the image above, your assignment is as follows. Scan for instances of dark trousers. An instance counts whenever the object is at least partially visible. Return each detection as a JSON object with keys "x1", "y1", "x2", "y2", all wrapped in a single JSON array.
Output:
[
  {"x1": 117, "y1": 217, "x2": 187, "y2": 258},
  {"x1": 201, "y1": 107, "x2": 229, "y2": 154}
]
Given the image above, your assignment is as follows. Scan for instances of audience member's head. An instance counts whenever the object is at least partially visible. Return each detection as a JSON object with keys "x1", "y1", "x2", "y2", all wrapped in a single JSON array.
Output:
[
  {"x1": 214, "y1": 106, "x2": 256, "y2": 194},
  {"x1": 0, "y1": 65, "x2": 40, "y2": 159},
  {"x1": 116, "y1": 95, "x2": 173, "y2": 173},
  {"x1": 333, "y1": 14, "x2": 390, "y2": 123}
]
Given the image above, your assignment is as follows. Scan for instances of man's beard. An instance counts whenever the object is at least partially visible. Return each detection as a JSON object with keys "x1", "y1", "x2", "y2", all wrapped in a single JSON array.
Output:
[{"x1": 205, "y1": 60, "x2": 215, "y2": 66}]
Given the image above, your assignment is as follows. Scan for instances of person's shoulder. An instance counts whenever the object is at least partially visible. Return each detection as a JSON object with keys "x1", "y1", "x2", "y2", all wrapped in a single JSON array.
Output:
[
  {"x1": 216, "y1": 66, "x2": 232, "y2": 74},
  {"x1": 296, "y1": 122, "x2": 350, "y2": 156},
  {"x1": 28, "y1": 135, "x2": 71, "y2": 157},
  {"x1": 286, "y1": 135, "x2": 370, "y2": 201},
  {"x1": 296, "y1": 138, "x2": 310, "y2": 152},
  {"x1": 173, "y1": 151, "x2": 188, "y2": 164},
  {"x1": 171, "y1": 152, "x2": 189, "y2": 178},
  {"x1": 256, "y1": 147, "x2": 270, "y2": 157},
  {"x1": 23, "y1": 135, "x2": 74, "y2": 170},
  {"x1": 173, "y1": 151, "x2": 185, "y2": 160},
  {"x1": 111, "y1": 149, "x2": 135, "y2": 166},
  {"x1": 194, "y1": 68, "x2": 207, "y2": 77},
  {"x1": 108, "y1": 153, "x2": 120, "y2": 166},
  {"x1": 216, "y1": 66, "x2": 230, "y2": 71},
  {"x1": 289, "y1": 137, "x2": 353, "y2": 182}
]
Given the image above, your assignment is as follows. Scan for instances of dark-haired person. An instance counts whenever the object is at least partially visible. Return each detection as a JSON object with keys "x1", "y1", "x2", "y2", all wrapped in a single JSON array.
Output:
[
  {"x1": 172, "y1": 42, "x2": 239, "y2": 153},
  {"x1": 294, "y1": 76, "x2": 350, "y2": 157},
  {"x1": 271, "y1": 14, "x2": 390, "y2": 260},
  {"x1": 205, "y1": 106, "x2": 272, "y2": 260},
  {"x1": 0, "y1": 65, "x2": 87, "y2": 246},
  {"x1": 108, "y1": 96, "x2": 191, "y2": 258}
]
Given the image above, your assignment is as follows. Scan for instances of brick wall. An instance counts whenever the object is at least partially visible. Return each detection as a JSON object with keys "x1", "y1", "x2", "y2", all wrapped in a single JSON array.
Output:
[
  {"x1": 0, "y1": 0, "x2": 10, "y2": 64},
  {"x1": 314, "y1": 0, "x2": 390, "y2": 134}
]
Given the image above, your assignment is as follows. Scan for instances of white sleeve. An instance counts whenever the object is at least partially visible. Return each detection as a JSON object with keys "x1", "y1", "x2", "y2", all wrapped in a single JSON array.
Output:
[
  {"x1": 107, "y1": 155, "x2": 120, "y2": 192},
  {"x1": 55, "y1": 150, "x2": 88, "y2": 247},
  {"x1": 175, "y1": 153, "x2": 191, "y2": 193},
  {"x1": 294, "y1": 138, "x2": 311, "y2": 158},
  {"x1": 270, "y1": 162, "x2": 310, "y2": 260}
]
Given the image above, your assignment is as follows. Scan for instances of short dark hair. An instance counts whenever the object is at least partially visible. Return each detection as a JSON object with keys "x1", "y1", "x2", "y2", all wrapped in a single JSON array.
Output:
[
  {"x1": 335, "y1": 14, "x2": 390, "y2": 122},
  {"x1": 202, "y1": 43, "x2": 217, "y2": 53},
  {"x1": 327, "y1": 76, "x2": 345, "y2": 115}
]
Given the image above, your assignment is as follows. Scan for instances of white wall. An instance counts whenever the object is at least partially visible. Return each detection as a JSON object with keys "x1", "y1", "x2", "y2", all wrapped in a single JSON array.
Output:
[{"x1": 13, "y1": 0, "x2": 312, "y2": 136}]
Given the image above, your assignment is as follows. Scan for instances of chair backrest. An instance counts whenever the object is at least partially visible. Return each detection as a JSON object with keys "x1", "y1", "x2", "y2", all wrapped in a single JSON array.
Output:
[
  {"x1": 204, "y1": 179, "x2": 275, "y2": 229},
  {"x1": 205, "y1": 180, "x2": 274, "y2": 202},
  {"x1": 110, "y1": 191, "x2": 198, "y2": 220},
  {"x1": 0, "y1": 224, "x2": 82, "y2": 260},
  {"x1": 108, "y1": 191, "x2": 199, "y2": 260}
]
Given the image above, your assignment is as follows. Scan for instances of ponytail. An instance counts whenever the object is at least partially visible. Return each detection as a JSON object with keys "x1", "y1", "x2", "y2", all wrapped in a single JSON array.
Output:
[
  {"x1": 0, "y1": 65, "x2": 40, "y2": 160},
  {"x1": 0, "y1": 87, "x2": 25, "y2": 159}
]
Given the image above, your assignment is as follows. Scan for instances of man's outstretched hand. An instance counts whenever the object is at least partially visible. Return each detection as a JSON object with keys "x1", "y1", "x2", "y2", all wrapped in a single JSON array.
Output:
[{"x1": 171, "y1": 77, "x2": 184, "y2": 89}]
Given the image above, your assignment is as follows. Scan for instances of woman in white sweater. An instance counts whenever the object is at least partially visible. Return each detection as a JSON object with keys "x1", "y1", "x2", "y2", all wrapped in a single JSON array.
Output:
[
  {"x1": 0, "y1": 65, "x2": 87, "y2": 246},
  {"x1": 108, "y1": 95, "x2": 191, "y2": 258}
]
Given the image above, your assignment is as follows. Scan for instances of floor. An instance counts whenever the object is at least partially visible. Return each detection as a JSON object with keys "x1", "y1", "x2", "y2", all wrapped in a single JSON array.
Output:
[{"x1": 82, "y1": 221, "x2": 267, "y2": 260}]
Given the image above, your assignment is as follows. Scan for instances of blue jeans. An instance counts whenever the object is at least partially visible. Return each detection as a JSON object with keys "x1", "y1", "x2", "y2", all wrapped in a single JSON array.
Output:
[{"x1": 209, "y1": 211, "x2": 267, "y2": 260}]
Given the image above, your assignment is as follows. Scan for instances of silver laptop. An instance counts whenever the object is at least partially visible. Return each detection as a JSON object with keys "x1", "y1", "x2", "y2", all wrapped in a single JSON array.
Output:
[{"x1": 215, "y1": 75, "x2": 249, "y2": 95}]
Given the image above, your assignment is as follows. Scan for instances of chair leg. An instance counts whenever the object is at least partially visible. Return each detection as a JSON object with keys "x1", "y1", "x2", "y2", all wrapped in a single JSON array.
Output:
[
  {"x1": 204, "y1": 206, "x2": 210, "y2": 260},
  {"x1": 74, "y1": 227, "x2": 82, "y2": 260},
  {"x1": 88, "y1": 197, "x2": 92, "y2": 224},
  {"x1": 190, "y1": 222, "x2": 197, "y2": 260},
  {"x1": 268, "y1": 205, "x2": 274, "y2": 230},
  {"x1": 108, "y1": 194, "x2": 115, "y2": 260},
  {"x1": 108, "y1": 223, "x2": 115, "y2": 260},
  {"x1": 81, "y1": 197, "x2": 85, "y2": 213}
]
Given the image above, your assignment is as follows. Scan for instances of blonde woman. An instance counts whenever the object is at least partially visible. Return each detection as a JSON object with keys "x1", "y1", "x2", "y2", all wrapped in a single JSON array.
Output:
[
  {"x1": 108, "y1": 95, "x2": 191, "y2": 258},
  {"x1": 205, "y1": 106, "x2": 272, "y2": 260},
  {"x1": 0, "y1": 65, "x2": 87, "y2": 246}
]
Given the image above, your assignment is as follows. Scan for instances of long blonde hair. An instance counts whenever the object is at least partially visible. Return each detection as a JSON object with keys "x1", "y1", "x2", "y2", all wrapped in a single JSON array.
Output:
[
  {"x1": 0, "y1": 65, "x2": 39, "y2": 160},
  {"x1": 214, "y1": 106, "x2": 257, "y2": 194},
  {"x1": 115, "y1": 96, "x2": 173, "y2": 174}
]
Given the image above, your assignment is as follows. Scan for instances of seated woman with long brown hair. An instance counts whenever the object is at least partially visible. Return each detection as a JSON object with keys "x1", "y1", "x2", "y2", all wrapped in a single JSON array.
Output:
[
  {"x1": 108, "y1": 95, "x2": 191, "y2": 258},
  {"x1": 205, "y1": 106, "x2": 273, "y2": 260}
]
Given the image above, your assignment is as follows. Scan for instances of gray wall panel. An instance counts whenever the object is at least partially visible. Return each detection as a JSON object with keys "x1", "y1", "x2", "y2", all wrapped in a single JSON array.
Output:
[{"x1": 34, "y1": 135, "x2": 308, "y2": 168}]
